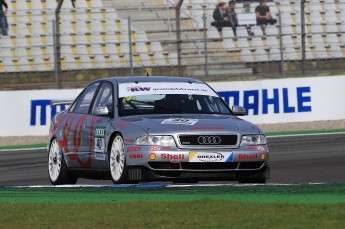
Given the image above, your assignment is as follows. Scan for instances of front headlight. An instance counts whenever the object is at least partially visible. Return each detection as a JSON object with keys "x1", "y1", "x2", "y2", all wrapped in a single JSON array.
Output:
[
  {"x1": 135, "y1": 135, "x2": 176, "y2": 146},
  {"x1": 240, "y1": 135, "x2": 267, "y2": 146}
]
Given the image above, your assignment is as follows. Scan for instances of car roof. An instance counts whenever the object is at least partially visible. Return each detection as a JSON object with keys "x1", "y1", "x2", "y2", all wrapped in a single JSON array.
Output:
[{"x1": 102, "y1": 76, "x2": 204, "y2": 84}]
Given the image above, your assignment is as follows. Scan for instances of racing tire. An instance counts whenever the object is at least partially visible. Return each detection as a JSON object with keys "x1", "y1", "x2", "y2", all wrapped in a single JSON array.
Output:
[
  {"x1": 238, "y1": 166, "x2": 270, "y2": 184},
  {"x1": 109, "y1": 134, "x2": 128, "y2": 184},
  {"x1": 48, "y1": 139, "x2": 78, "y2": 185}
]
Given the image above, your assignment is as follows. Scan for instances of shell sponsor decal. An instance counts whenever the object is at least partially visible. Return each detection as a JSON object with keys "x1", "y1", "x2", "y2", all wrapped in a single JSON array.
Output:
[{"x1": 189, "y1": 152, "x2": 233, "y2": 162}]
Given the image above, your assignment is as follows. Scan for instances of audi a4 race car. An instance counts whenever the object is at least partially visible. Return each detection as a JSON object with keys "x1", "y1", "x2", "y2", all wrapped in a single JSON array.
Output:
[{"x1": 48, "y1": 76, "x2": 270, "y2": 185}]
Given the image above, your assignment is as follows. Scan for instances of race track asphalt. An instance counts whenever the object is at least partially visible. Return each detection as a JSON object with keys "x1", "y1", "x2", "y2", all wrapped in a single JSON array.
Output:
[{"x1": 0, "y1": 133, "x2": 344, "y2": 186}]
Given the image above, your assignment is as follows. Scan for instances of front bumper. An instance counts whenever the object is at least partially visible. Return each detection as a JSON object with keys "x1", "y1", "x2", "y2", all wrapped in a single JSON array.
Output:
[{"x1": 125, "y1": 145, "x2": 270, "y2": 181}]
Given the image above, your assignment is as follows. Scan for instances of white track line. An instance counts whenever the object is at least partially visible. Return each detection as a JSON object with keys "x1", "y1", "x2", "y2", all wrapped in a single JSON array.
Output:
[
  {"x1": 1, "y1": 182, "x2": 340, "y2": 189},
  {"x1": 0, "y1": 147, "x2": 46, "y2": 152}
]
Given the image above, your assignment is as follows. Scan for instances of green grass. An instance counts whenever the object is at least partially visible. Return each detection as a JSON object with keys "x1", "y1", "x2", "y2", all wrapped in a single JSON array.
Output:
[
  {"x1": 1, "y1": 184, "x2": 345, "y2": 228},
  {"x1": 0, "y1": 201, "x2": 345, "y2": 229},
  {"x1": 0, "y1": 143, "x2": 46, "y2": 150}
]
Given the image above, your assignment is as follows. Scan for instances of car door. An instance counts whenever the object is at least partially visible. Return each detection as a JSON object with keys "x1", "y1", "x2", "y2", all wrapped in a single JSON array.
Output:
[
  {"x1": 65, "y1": 81, "x2": 100, "y2": 168},
  {"x1": 88, "y1": 81, "x2": 114, "y2": 169}
]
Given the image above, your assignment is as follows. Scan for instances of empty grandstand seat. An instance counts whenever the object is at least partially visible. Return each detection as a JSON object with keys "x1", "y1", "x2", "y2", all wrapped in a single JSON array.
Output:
[
  {"x1": 150, "y1": 41, "x2": 163, "y2": 53},
  {"x1": 269, "y1": 48, "x2": 281, "y2": 61},
  {"x1": 207, "y1": 27, "x2": 220, "y2": 40},
  {"x1": 315, "y1": 45, "x2": 329, "y2": 59},
  {"x1": 255, "y1": 48, "x2": 268, "y2": 62},
  {"x1": 251, "y1": 37, "x2": 264, "y2": 48},
  {"x1": 94, "y1": 55, "x2": 108, "y2": 68},
  {"x1": 329, "y1": 45, "x2": 343, "y2": 58},
  {"x1": 154, "y1": 52, "x2": 167, "y2": 66},
  {"x1": 285, "y1": 47, "x2": 298, "y2": 60},
  {"x1": 168, "y1": 53, "x2": 178, "y2": 65},
  {"x1": 237, "y1": 38, "x2": 249, "y2": 48},
  {"x1": 240, "y1": 49, "x2": 253, "y2": 62},
  {"x1": 223, "y1": 38, "x2": 235, "y2": 50}
]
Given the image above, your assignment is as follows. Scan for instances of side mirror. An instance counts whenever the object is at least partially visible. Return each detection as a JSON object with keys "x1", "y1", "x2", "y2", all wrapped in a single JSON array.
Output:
[
  {"x1": 94, "y1": 106, "x2": 110, "y2": 116},
  {"x1": 232, "y1": 105, "x2": 246, "y2": 116}
]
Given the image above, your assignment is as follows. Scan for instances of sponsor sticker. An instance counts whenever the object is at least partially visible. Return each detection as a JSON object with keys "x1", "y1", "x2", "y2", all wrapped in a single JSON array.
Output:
[
  {"x1": 129, "y1": 154, "x2": 143, "y2": 159},
  {"x1": 161, "y1": 153, "x2": 185, "y2": 160},
  {"x1": 149, "y1": 146, "x2": 161, "y2": 151},
  {"x1": 124, "y1": 138, "x2": 135, "y2": 143},
  {"x1": 118, "y1": 82, "x2": 218, "y2": 97},
  {"x1": 256, "y1": 146, "x2": 265, "y2": 151},
  {"x1": 94, "y1": 126, "x2": 106, "y2": 160},
  {"x1": 238, "y1": 154, "x2": 258, "y2": 160},
  {"x1": 161, "y1": 118, "x2": 198, "y2": 126},
  {"x1": 189, "y1": 152, "x2": 233, "y2": 162},
  {"x1": 127, "y1": 146, "x2": 142, "y2": 152}
]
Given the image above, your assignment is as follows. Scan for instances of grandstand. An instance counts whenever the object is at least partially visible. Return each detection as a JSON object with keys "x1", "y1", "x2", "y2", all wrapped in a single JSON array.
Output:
[{"x1": 0, "y1": 0, "x2": 345, "y2": 88}]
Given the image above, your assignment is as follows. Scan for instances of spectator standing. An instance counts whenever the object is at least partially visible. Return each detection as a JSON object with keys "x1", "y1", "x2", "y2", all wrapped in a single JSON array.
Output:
[
  {"x1": 242, "y1": 2, "x2": 254, "y2": 36},
  {"x1": 255, "y1": 0, "x2": 277, "y2": 35},
  {"x1": 0, "y1": 0, "x2": 8, "y2": 36},
  {"x1": 225, "y1": 0, "x2": 238, "y2": 36},
  {"x1": 211, "y1": 2, "x2": 230, "y2": 33}
]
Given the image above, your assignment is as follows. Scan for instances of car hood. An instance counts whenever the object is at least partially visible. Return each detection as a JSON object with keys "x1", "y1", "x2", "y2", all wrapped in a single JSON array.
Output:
[{"x1": 120, "y1": 115, "x2": 261, "y2": 135}]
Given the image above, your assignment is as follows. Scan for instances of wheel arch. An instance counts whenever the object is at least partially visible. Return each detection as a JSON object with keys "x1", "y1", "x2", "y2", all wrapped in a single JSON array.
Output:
[{"x1": 107, "y1": 131, "x2": 123, "y2": 156}]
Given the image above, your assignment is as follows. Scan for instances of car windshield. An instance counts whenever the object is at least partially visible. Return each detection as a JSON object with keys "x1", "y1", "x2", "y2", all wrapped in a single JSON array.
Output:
[{"x1": 118, "y1": 94, "x2": 232, "y2": 116}]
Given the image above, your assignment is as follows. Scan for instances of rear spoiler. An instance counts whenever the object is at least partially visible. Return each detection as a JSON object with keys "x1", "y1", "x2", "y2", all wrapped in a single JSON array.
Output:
[{"x1": 50, "y1": 100, "x2": 74, "y2": 107}]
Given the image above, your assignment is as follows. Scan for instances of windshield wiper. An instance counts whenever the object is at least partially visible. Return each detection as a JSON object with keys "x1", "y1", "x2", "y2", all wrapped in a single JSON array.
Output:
[{"x1": 129, "y1": 100, "x2": 185, "y2": 114}]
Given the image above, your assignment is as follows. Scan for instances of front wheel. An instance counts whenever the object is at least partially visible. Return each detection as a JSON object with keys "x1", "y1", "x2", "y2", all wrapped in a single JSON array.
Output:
[
  {"x1": 48, "y1": 139, "x2": 77, "y2": 185},
  {"x1": 109, "y1": 135, "x2": 128, "y2": 184}
]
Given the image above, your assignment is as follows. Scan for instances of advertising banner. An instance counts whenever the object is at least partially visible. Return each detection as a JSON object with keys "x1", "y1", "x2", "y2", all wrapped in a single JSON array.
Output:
[{"x1": 0, "y1": 76, "x2": 344, "y2": 136}]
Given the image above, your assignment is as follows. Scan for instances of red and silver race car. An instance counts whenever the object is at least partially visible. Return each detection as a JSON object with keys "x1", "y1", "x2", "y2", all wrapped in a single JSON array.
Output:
[{"x1": 48, "y1": 76, "x2": 270, "y2": 185}]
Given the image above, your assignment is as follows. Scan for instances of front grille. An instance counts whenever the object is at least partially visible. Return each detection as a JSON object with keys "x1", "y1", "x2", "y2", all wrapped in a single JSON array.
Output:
[
  {"x1": 179, "y1": 135, "x2": 237, "y2": 146},
  {"x1": 148, "y1": 162, "x2": 239, "y2": 170}
]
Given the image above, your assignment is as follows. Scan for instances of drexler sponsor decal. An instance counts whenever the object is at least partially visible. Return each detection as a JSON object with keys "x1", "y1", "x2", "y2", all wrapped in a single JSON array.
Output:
[{"x1": 189, "y1": 152, "x2": 233, "y2": 162}]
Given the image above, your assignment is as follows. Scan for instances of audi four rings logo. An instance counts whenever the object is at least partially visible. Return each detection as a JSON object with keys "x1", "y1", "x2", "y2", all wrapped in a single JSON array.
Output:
[{"x1": 197, "y1": 136, "x2": 221, "y2": 144}]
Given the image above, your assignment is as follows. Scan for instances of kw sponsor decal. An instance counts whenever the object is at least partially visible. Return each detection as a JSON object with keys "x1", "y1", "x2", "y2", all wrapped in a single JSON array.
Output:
[
  {"x1": 124, "y1": 138, "x2": 135, "y2": 143},
  {"x1": 189, "y1": 152, "x2": 233, "y2": 162},
  {"x1": 127, "y1": 146, "x2": 142, "y2": 152},
  {"x1": 149, "y1": 146, "x2": 161, "y2": 151},
  {"x1": 129, "y1": 154, "x2": 143, "y2": 159},
  {"x1": 161, "y1": 146, "x2": 171, "y2": 150},
  {"x1": 247, "y1": 146, "x2": 255, "y2": 150},
  {"x1": 127, "y1": 86, "x2": 151, "y2": 92},
  {"x1": 161, "y1": 118, "x2": 198, "y2": 126},
  {"x1": 94, "y1": 126, "x2": 106, "y2": 160},
  {"x1": 161, "y1": 153, "x2": 184, "y2": 160},
  {"x1": 238, "y1": 154, "x2": 259, "y2": 160}
]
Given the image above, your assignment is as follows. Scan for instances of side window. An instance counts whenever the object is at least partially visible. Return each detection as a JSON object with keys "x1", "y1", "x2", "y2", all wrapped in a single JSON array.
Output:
[
  {"x1": 71, "y1": 82, "x2": 100, "y2": 114},
  {"x1": 92, "y1": 82, "x2": 113, "y2": 115}
]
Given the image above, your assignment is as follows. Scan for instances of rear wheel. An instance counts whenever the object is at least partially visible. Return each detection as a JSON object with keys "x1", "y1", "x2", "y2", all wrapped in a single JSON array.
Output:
[
  {"x1": 238, "y1": 166, "x2": 270, "y2": 184},
  {"x1": 48, "y1": 139, "x2": 77, "y2": 185},
  {"x1": 109, "y1": 135, "x2": 128, "y2": 184}
]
